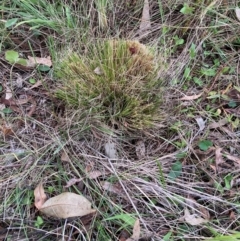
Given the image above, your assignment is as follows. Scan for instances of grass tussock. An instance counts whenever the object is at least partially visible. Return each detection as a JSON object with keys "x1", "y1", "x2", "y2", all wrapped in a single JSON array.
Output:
[{"x1": 55, "y1": 39, "x2": 163, "y2": 132}]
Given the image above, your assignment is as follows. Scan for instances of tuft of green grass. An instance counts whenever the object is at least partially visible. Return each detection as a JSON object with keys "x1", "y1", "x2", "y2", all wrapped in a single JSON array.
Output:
[{"x1": 55, "y1": 39, "x2": 163, "y2": 133}]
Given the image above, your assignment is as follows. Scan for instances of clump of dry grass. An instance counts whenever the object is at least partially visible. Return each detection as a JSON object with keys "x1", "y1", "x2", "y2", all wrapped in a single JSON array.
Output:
[{"x1": 55, "y1": 39, "x2": 163, "y2": 133}]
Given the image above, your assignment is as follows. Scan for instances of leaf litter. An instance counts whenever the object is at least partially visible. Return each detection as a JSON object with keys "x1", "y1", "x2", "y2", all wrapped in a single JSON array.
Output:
[{"x1": 2, "y1": 1, "x2": 240, "y2": 240}]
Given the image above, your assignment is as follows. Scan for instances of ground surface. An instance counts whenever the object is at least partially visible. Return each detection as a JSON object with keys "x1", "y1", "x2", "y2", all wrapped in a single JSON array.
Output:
[{"x1": 0, "y1": 1, "x2": 240, "y2": 240}]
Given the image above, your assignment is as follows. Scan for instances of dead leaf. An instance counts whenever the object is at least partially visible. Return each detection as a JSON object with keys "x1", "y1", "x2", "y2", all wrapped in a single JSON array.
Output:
[
  {"x1": 119, "y1": 230, "x2": 130, "y2": 241},
  {"x1": 27, "y1": 56, "x2": 52, "y2": 67},
  {"x1": 80, "y1": 212, "x2": 97, "y2": 226},
  {"x1": 199, "y1": 206, "x2": 211, "y2": 220},
  {"x1": 27, "y1": 98, "x2": 37, "y2": 117},
  {"x1": 104, "y1": 141, "x2": 118, "y2": 159},
  {"x1": 16, "y1": 74, "x2": 23, "y2": 88},
  {"x1": 139, "y1": 0, "x2": 151, "y2": 32},
  {"x1": 94, "y1": 67, "x2": 103, "y2": 75},
  {"x1": 0, "y1": 104, "x2": 5, "y2": 111},
  {"x1": 184, "y1": 208, "x2": 208, "y2": 226},
  {"x1": 195, "y1": 117, "x2": 206, "y2": 131},
  {"x1": 34, "y1": 182, "x2": 47, "y2": 210},
  {"x1": 180, "y1": 92, "x2": 203, "y2": 101},
  {"x1": 215, "y1": 147, "x2": 224, "y2": 171},
  {"x1": 230, "y1": 211, "x2": 236, "y2": 220},
  {"x1": 210, "y1": 164, "x2": 217, "y2": 173},
  {"x1": 225, "y1": 88, "x2": 240, "y2": 102},
  {"x1": 225, "y1": 153, "x2": 240, "y2": 165},
  {"x1": 0, "y1": 96, "x2": 32, "y2": 106},
  {"x1": 101, "y1": 181, "x2": 123, "y2": 194},
  {"x1": 61, "y1": 151, "x2": 70, "y2": 162},
  {"x1": 5, "y1": 85, "x2": 12, "y2": 100},
  {"x1": 209, "y1": 118, "x2": 228, "y2": 129},
  {"x1": 64, "y1": 178, "x2": 83, "y2": 188},
  {"x1": 135, "y1": 140, "x2": 145, "y2": 159},
  {"x1": 236, "y1": 8, "x2": 240, "y2": 21},
  {"x1": 126, "y1": 219, "x2": 140, "y2": 241},
  {"x1": 87, "y1": 170, "x2": 102, "y2": 179},
  {"x1": 0, "y1": 124, "x2": 13, "y2": 137},
  {"x1": 185, "y1": 196, "x2": 198, "y2": 209},
  {"x1": 85, "y1": 163, "x2": 94, "y2": 173},
  {"x1": 40, "y1": 192, "x2": 96, "y2": 219}
]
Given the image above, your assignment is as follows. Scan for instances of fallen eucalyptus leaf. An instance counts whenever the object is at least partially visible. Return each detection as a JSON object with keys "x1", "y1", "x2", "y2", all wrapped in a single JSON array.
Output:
[
  {"x1": 40, "y1": 192, "x2": 96, "y2": 219},
  {"x1": 180, "y1": 92, "x2": 203, "y2": 101}
]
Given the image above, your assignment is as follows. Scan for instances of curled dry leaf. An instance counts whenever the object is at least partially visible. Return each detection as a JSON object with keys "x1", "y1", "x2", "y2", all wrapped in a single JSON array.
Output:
[
  {"x1": 39, "y1": 192, "x2": 96, "y2": 219},
  {"x1": 180, "y1": 92, "x2": 203, "y2": 101},
  {"x1": 236, "y1": 8, "x2": 240, "y2": 21},
  {"x1": 126, "y1": 219, "x2": 140, "y2": 241},
  {"x1": 184, "y1": 208, "x2": 208, "y2": 226},
  {"x1": 64, "y1": 178, "x2": 83, "y2": 188},
  {"x1": 34, "y1": 182, "x2": 47, "y2": 210}
]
